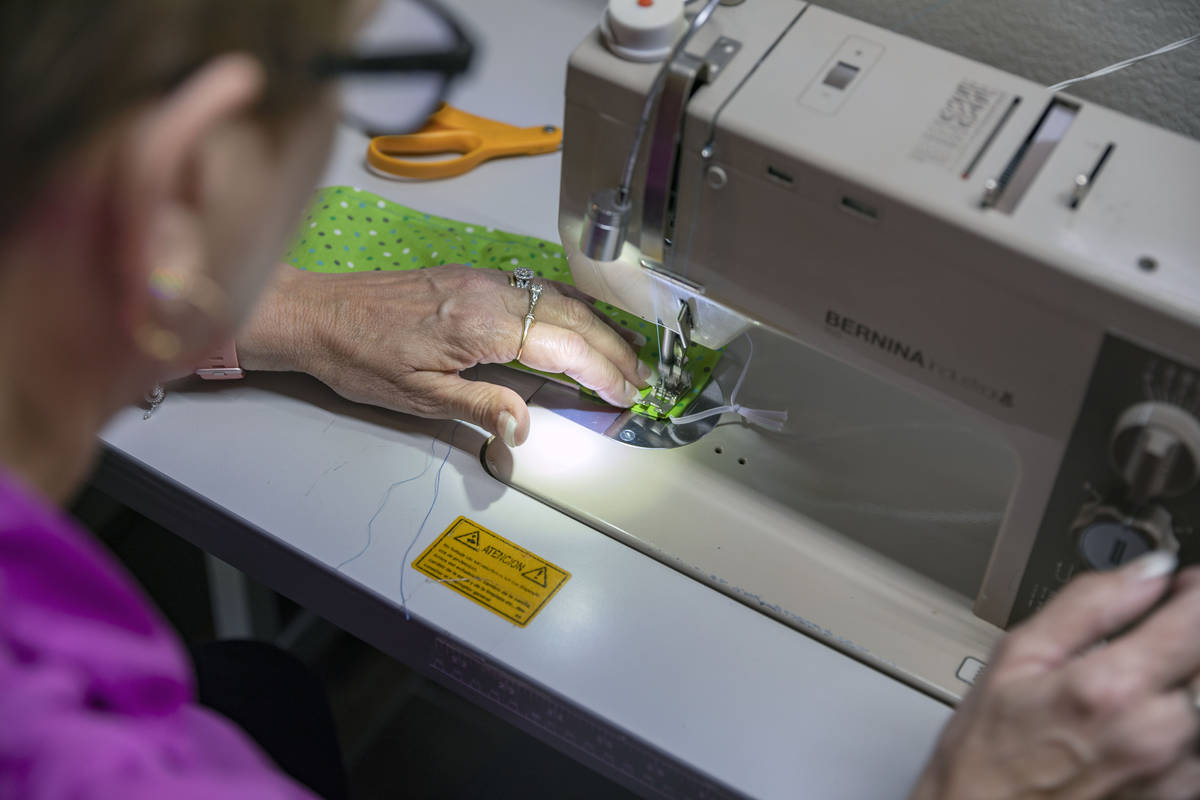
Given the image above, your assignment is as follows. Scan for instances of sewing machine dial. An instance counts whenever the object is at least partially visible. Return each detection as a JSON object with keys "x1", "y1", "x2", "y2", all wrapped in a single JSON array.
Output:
[
  {"x1": 1070, "y1": 400, "x2": 1200, "y2": 570},
  {"x1": 1074, "y1": 503, "x2": 1178, "y2": 570},
  {"x1": 1109, "y1": 401, "x2": 1200, "y2": 503},
  {"x1": 1016, "y1": 336, "x2": 1200, "y2": 623}
]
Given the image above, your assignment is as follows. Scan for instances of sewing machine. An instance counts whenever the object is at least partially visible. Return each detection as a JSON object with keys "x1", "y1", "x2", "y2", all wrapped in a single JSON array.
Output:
[{"x1": 484, "y1": 0, "x2": 1200, "y2": 702}]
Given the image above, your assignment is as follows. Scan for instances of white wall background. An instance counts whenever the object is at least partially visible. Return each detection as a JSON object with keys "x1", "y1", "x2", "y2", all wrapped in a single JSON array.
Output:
[{"x1": 815, "y1": 0, "x2": 1200, "y2": 140}]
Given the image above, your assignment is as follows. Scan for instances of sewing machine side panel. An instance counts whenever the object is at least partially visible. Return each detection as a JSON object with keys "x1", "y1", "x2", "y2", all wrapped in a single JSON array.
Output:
[{"x1": 676, "y1": 6, "x2": 1200, "y2": 624}]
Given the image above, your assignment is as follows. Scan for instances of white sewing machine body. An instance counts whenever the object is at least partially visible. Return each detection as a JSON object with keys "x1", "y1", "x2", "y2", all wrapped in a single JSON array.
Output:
[{"x1": 485, "y1": 0, "x2": 1200, "y2": 702}]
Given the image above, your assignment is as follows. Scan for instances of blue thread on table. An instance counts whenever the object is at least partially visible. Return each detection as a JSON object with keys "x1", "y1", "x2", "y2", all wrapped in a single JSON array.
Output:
[
  {"x1": 335, "y1": 428, "x2": 443, "y2": 571},
  {"x1": 399, "y1": 423, "x2": 458, "y2": 620}
]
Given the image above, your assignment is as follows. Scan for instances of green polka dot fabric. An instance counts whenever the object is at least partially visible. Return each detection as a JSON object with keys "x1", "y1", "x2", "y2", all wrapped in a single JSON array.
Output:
[{"x1": 282, "y1": 186, "x2": 719, "y2": 419}]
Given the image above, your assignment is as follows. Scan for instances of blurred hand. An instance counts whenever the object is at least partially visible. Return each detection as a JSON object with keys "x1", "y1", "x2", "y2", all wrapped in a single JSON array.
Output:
[
  {"x1": 911, "y1": 553, "x2": 1200, "y2": 800},
  {"x1": 238, "y1": 263, "x2": 652, "y2": 445}
]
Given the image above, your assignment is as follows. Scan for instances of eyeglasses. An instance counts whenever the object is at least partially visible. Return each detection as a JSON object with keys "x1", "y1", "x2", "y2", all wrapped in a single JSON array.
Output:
[{"x1": 313, "y1": 0, "x2": 475, "y2": 135}]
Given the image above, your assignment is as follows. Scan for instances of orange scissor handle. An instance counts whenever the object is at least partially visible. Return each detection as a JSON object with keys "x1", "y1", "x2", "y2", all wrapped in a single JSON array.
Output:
[{"x1": 366, "y1": 104, "x2": 562, "y2": 180}]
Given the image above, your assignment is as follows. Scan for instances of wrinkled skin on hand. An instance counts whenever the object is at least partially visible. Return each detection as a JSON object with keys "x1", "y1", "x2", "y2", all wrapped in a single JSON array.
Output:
[
  {"x1": 911, "y1": 554, "x2": 1200, "y2": 800},
  {"x1": 239, "y1": 263, "x2": 652, "y2": 445}
]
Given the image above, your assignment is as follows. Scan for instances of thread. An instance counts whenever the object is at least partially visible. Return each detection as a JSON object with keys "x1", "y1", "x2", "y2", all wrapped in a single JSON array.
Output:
[
  {"x1": 617, "y1": 0, "x2": 722, "y2": 200},
  {"x1": 398, "y1": 423, "x2": 458, "y2": 620},
  {"x1": 336, "y1": 430, "x2": 441, "y2": 571},
  {"x1": 1048, "y1": 33, "x2": 1199, "y2": 93},
  {"x1": 670, "y1": 334, "x2": 788, "y2": 430}
]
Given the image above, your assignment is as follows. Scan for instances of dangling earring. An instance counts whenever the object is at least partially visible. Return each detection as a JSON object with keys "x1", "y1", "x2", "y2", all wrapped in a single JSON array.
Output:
[
  {"x1": 147, "y1": 264, "x2": 228, "y2": 322},
  {"x1": 134, "y1": 323, "x2": 183, "y2": 362},
  {"x1": 133, "y1": 266, "x2": 228, "y2": 363},
  {"x1": 136, "y1": 264, "x2": 230, "y2": 421}
]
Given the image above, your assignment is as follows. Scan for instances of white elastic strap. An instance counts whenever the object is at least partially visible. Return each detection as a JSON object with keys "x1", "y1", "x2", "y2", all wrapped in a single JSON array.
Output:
[
  {"x1": 669, "y1": 335, "x2": 788, "y2": 431},
  {"x1": 1047, "y1": 33, "x2": 1199, "y2": 93}
]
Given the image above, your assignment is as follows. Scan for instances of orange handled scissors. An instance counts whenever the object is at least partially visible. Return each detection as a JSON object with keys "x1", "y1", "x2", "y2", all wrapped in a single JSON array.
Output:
[{"x1": 366, "y1": 104, "x2": 562, "y2": 180}]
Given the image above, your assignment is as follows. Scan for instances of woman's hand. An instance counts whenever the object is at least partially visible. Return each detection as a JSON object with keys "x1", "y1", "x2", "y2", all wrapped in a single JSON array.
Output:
[
  {"x1": 911, "y1": 552, "x2": 1200, "y2": 800},
  {"x1": 238, "y1": 263, "x2": 652, "y2": 445}
]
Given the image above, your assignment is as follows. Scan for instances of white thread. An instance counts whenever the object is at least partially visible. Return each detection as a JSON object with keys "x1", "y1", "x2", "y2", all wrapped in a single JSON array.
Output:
[
  {"x1": 670, "y1": 334, "x2": 788, "y2": 431},
  {"x1": 1047, "y1": 33, "x2": 1200, "y2": 93}
]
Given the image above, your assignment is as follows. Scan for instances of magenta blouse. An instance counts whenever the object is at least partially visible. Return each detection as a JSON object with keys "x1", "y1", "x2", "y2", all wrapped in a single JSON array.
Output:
[{"x1": 0, "y1": 469, "x2": 314, "y2": 798}]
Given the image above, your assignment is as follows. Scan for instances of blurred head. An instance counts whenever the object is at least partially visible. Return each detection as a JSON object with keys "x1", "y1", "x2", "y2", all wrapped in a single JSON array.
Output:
[{"x1": 0, "y1": 0, "x2": 350, "y2": 493}]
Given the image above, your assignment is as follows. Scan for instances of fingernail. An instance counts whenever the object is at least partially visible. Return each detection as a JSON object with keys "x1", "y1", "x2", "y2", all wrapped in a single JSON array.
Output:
[
  {"x1": 499, "y1": 411, "x2": 517, "y2": 448},
  {"x1": 637, "y1": 361, "x2": 657, "y2": 386},
  {"x1": 1130, "y1": 550, "x2": 1177, "y2": 581},
  {"x1": 621, "y1": 381, "x2": 641, "y2": 407}
]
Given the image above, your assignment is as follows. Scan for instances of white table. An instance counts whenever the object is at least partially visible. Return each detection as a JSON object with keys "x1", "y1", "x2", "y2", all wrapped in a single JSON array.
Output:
[{"x1": 97, "y1": 1, "x2": 991, "y2": 796}]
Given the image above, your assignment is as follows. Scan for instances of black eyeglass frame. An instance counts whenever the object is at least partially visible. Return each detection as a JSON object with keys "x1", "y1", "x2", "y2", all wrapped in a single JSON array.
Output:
[{"x1": 310, "y1": 0, "x2": 475, "y2": 133}]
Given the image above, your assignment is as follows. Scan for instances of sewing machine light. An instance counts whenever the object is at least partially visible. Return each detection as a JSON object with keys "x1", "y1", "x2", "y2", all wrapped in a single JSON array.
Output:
[
  {"x1": 581, "y1": 0, "x2": 722, "y2": 263},
  {"x1": 579, "y1": 188, "x2": 632, "y2": 262}
]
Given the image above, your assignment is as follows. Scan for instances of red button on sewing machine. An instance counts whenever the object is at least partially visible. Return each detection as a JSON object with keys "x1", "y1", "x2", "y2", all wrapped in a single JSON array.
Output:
[{"x1": 638, "y1": 0, "x2": 654, "y2": 6}]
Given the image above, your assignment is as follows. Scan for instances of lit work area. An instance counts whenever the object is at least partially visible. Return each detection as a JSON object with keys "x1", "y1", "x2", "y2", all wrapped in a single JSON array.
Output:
[{"x1": 3, "y1": 0, "x2": 1200, "y2": 798}]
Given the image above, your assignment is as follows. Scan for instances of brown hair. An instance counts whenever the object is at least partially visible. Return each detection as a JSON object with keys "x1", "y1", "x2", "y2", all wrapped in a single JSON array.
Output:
[{"x1": 0, "y1": 0, "x2": 345, "y2": 229}]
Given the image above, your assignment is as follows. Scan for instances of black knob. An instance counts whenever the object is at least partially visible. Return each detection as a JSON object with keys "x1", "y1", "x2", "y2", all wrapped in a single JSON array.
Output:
[
  {"x1": 1073, "y1": 504, "x2": 1177, "y2": 570},
  {"x1": 1078, "y1": 519, "x2": 1154, "y2": 569}
]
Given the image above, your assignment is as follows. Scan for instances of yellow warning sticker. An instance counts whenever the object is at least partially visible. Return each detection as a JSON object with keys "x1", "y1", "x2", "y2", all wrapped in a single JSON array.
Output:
[{"x1": 412, "y1": 516, "x2": 570, "y2": 626}]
